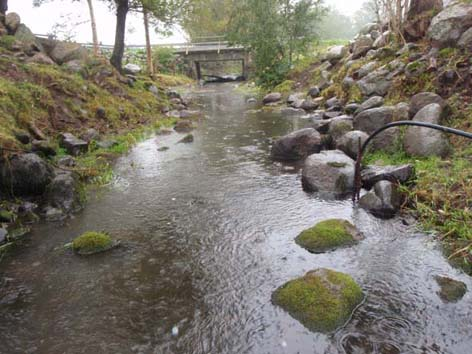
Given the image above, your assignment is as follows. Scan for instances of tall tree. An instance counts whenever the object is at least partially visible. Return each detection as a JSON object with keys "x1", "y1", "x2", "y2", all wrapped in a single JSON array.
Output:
[
  {"x1": 110, "y1": 0, "x2": 129, "y2": 71},
  {"x1": 228, "y1": 0, "x2": 324, "y2": 87},
  {"x1": 134, "y1": 0, "x2": 188, "y2": 75},
  {"x1": 182, "y1": 0, "x2": 233, "y2": 40},
  {"x1": 0, "y1": 0, "x2": 7, "y2": 15},
  {"x1": 33, "y1": 0, "x2": 100, "y2": 56},
  {"x1": 86, "y1": 0, "x2": 100, "y2": 55}
]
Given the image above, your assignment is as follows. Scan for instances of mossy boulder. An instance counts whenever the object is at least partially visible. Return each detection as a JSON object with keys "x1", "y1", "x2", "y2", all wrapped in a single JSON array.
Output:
[
  {"x1": 0, "y1": 209, "x2": 14, "y2": 223},
  {"x1": 72, "y1": 231, "x2": 117, "y2": 256},
  {"x1": 272, "y1": 268, "x2": 364, "y2": 333},
  {"x1": 296, "y1": 219, "x2": 363, "y2": 253},
  {"x1": 435, "y1": 276, "x2": 467, "y2": 303}
]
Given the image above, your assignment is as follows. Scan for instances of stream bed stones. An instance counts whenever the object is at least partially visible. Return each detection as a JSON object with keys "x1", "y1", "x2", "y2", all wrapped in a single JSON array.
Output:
[
  {"x1": 272, "y1": 268, "x2": 364, "y2": 333},
  {"x1": 295, "y1": 219, "x2": 364, "y2": 253},
  {"x1": 435, "y1": 276, "x2": 467, "y2": 303}
]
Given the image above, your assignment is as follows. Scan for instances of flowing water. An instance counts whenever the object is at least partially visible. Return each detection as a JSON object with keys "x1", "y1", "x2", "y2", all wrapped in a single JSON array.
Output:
[{"x1": 1, "y1": 84, "x2": 471, "y2": 354}]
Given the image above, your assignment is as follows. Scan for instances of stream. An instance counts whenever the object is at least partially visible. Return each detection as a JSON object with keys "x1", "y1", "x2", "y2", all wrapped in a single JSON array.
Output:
[{"x1": 1, "y1": 84, "x2": 471, "y2": 354}]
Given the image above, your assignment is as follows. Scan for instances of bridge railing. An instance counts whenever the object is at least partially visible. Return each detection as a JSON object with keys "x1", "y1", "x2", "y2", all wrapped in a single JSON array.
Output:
[{"x1": 34, "y1": 33, "x2": 242, "y2": 57}]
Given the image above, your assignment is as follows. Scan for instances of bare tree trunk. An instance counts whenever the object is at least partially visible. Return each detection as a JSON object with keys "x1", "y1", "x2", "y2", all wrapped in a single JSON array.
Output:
[
  {"x1": 0, "y1": 0, "x2": 7, "y2": 15},
  {"x1": 86, "y1": 0, "x2": 100, "y2": 56},
  {"x1": 143, "y1": 8, "x2": 154, "y2": 75},
  {"x1": 110, "y1": 0, "x2": 129, "y2": 72}
]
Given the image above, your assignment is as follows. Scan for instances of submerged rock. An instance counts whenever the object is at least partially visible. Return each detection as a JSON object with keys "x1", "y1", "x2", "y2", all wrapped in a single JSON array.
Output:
[
  {"x1": 271, "y1": 128, "x2": 322, "y2": 162},
  {"x1": 272, "y1": 268, "x2": 364, "y2": 333},
  {"x1": 295, "y1": 219, "x2": 363, "y2": 253},
  {"x1": 262, "y1": 92, "x2": 282, "y2": 105},
  {"x1": 435, "y1": 276, "x2": 467, "y2": 303},
  {"x1": 72, "y1": 231, "x2": 118, "y2": 256},
  {"x1": 45, "y1": 172, "x2": 82, "y2": 213},
  {"x1": 302, "y1": 150, "x2": 355, "y2": 195},
  {"x1": 359, "y1": 180, "x2": 403, "y2": 218},
  {"x1": 178, "y1": 134, "x2": 194, "y2": 144},
  {"x1": 174, "y1": 120, "x2": 194, "y2": 133}
]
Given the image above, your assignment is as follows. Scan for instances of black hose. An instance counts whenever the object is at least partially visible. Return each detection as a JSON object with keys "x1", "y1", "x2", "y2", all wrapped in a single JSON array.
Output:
[{"x1": 353, "y1": 121, "x2": 472, "y2": 202}]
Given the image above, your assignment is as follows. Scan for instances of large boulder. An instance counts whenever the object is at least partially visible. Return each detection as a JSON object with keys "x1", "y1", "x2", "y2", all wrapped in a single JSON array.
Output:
[
  {"x1": 14, "y1": 24, "x2": 43, "y2": 55},
  {"x1": 325, "y1": 45, "x2": 348, "y2": 63},
  {"x1": 371, "y1": 127, "x2": 401, "y2": 153},
  {"x1": 352, "y1": 35, "x2": 374, "y2": 59},
  {"x1": 302, "y1": 150, "x2": 355, "y2": 195},
  {"x1": 353, "y1": 61, "x2": 379, "y2": 80},
  {"x1": 123, "y1": 63, "x2": 141, "y2": 75},
  {"x1": 458, "y1": 27, "x2": 472, "y2": 50},
  {"x1": 336, "y1": 131, "x2": 369, "y2": 160},
  {"x1": 353, "y1": 106, "x2": 395, "y2": 134},
  {"x1": 359, "y1": 180, "x2": 403, "y2": 218},
  {"x1": 0, "y1": 153, "x2": 54, "y2": 196},
  {"x1": 403, "y1": 0, "x2": 443, "y2": 41},
  {"x1": 45, "y1": 172, "x2": 82, "y2": 213},
  {"x1": 404, "y1": 103, "x2": 450, "y2": 157},
  {"x1": 50, "y1": 42, "x2": 88, "y2": 65},
  {"x1": 428, "y1": 1, "x2": 472, "y2": 48},
  {"x1": 356, "y1": 67, "x2": 392, "y2": 97},
  {"x1": 272, "y1": 269, "x2": 364, "y2": 333},
  {"x1": 362, "y1": 164, "x2": 415, "y2": 190},
  {"x1": 328, "y1": 117, "x2": 353, "y2": 142},
  {"x1": 354, "y1": 96, "x2": 384, "y2": 116},
  {"x1": 5, "y1": 12, "x2": 21, "y2": 34},
  {"x1": 409, "y1": 92, "x2": 447, "y2": 118},
  {"x1": 25, "y1": 52, "x2": 55, "y2": 65},
  {"x1": 271, "y1": 128, "x2": 322, "y2": 162},
  {"x1": 263, "y1": 92, "x2": 282, "y2": 105}
]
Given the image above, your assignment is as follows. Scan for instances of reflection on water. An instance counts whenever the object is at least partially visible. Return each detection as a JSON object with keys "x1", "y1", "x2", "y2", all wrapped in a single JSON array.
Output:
[{"x1": 0, "y1": 84, "x2": 471, "y2": 354}]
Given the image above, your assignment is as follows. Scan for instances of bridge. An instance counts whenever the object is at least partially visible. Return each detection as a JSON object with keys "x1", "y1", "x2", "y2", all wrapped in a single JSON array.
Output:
[
  {"x1": 159, "y1": 37, "x2": 250, "y2": 81},
  {"x1": 36, "y1": 34, "x2": 250, "y2": 81}
]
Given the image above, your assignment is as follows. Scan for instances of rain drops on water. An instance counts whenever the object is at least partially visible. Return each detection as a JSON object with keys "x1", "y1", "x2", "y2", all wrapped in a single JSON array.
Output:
[{"x1": 171, "y1": 326, "x2": 179, "y2": 336}]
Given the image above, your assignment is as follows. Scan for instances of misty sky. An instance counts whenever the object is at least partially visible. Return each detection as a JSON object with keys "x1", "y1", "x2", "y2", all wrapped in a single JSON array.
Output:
[{"x1": 10, "y1": 0, "x2": 364, "y2": 45}]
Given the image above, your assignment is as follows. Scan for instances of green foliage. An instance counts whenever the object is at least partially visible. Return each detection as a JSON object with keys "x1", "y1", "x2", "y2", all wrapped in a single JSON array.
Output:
[
  {"x1": 0, "y1": 36, "x2": 16, "y2": 50},
  {"x1": 272, "y1": 269, "x2": 364, "y2": 333},
  {"x1": 295, "y1": 219, "x2": 359, "y2": 253},
  {"x1": 227, "y1": 0, "x2": 325, "y2": 87},
  {"x1": 152, "y1": 46, "x2": 182, "y2": 74},
  {"x1": 181, "y1": 0, "x2": 233, "y2": 39}
]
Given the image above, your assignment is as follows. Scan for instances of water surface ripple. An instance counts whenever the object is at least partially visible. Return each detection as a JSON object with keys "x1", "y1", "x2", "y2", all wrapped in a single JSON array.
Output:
[{"x1": 1, "y1": 84, "x2": 471, "y2": 354}]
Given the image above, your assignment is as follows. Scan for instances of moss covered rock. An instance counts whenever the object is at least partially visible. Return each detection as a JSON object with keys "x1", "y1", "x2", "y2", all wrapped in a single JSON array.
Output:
[
  {"x1": 435, "y1": 276, "x2": 467, "y2": 303},
  {"x1": 295, "y1": 219, "x2": 363, "y2": 253},
  {"x1": 72, "y1": 231, "x2": 117, "y2": 256},
  {"x1": 272, "y1": 268, "x2": 364, "y2": 333}
]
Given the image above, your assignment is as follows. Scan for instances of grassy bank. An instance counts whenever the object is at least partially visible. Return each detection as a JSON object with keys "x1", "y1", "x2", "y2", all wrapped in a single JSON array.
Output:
[{"x1": 265, "y1": 39, "x2": 472, "y2": 274}]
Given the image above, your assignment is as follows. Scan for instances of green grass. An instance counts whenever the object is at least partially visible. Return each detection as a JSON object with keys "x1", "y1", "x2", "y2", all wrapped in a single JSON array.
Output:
[{"x1": 364, "y1": 147, "x2": 472, "y2": 274}]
